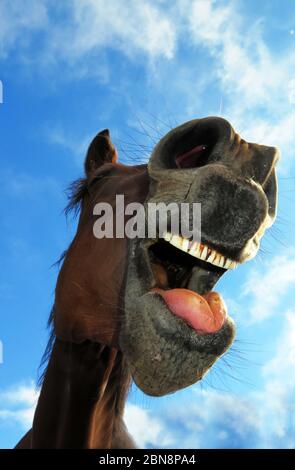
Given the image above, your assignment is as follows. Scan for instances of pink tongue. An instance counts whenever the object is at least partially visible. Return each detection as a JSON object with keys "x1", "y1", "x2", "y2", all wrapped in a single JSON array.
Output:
[{"x1": 154, "y1": 288, "x2": 227, "y2": 335}]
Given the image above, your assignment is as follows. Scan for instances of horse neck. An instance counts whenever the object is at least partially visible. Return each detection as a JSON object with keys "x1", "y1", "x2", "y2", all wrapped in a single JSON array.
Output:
[
  {"x1": 90, "y1": 345, "x2": 133, "y2": 448},
  {"x1": 32, "y1": 338, "x2": 132, "y2": 448}
]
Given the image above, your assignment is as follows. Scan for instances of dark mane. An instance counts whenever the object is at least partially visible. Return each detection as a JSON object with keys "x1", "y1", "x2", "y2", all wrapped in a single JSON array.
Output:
[
  {"x1": 64, "y1": 178, "x2": 88, "y2": 217},
  {"x1": 37, "y1": 307, "x2": 55, "y2": 387}
]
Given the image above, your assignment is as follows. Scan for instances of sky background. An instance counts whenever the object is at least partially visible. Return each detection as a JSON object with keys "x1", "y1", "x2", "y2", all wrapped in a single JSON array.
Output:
[{"x1": 1, "y1": 0, "x2": 295, "y2": 449}]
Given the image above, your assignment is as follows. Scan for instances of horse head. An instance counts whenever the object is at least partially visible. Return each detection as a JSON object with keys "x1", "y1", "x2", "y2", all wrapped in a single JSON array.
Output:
[{"x1": 54, "y1": 116, "x2": 279, "y2": 397}]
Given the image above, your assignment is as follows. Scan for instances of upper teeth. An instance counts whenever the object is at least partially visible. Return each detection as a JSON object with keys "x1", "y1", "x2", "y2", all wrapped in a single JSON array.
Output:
[{"x1": 162, "y1": 232, "x2": 238, "y2": 270}]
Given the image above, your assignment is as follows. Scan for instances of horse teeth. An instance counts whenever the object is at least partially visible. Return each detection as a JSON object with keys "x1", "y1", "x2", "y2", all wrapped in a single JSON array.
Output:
[
  {"x1": 170, "y1": 234, "x2": 182, "y2": 249},
  {"x1": 195, "y1": 245, "x2": 201, "y2": 257},
  {"x1": 207, "y1": 252, "x2": 215, "y2": 264},
  {"x1": 161, "y1": 232, "x2": 238, "y2": 270},
  {"x1": 163, "y1": 231, "x2": 172, "y2": 242},
  {"x1": 196, "y1": 246, "x2": 201, "y2": 257},
  {"x1": 224, "y1": 258, "x2": 232, "y2": 269},
  {"x1": 189, "y1": 241, "x2": 197, "y2": 253},
  {"x1": 182, "y1": 238, "x2": 190, "y2": 251},
  {"x1": 215, "y1": 254, "x2": 221, "y2": 266},
  {"x1": 201, "y1": 246, "x2": 208, "y2": 260}
]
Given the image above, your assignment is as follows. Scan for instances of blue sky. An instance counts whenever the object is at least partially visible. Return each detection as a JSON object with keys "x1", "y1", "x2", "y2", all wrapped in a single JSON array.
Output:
[{"x1": 0, "y1": 0, "x2": 295, "y2": 449}]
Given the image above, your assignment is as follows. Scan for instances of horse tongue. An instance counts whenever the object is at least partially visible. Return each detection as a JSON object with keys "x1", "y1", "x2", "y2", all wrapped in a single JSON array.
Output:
[{"x1": 156, "y1": 288, "x2": 227, "y2": 335}]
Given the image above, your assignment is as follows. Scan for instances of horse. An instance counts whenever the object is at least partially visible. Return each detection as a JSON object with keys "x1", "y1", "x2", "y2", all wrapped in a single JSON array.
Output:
[{"x1": 15, "y1": 117, "x2": 279, "y2": 448}]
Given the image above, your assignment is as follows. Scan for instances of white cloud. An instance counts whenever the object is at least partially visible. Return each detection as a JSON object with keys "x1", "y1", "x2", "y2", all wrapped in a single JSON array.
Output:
[
  {"x1": 0, "y1": 382, "x2": 39, "y2": 429},
  {"x1": 130, "y1": 388, "x2": 261, "y2": 448},
  {"x1": 0, "y1": 384, "x2": 39, "y2": 406},
  {"x1": 0, "y1": 0, "x2": 176, "y2": 64},
  {"x1": 64, "y1": 0, "x2": 176, "y2": 61},
  {"x1": 264, "y1": 310, "x2": 295, "y2": 378},
  {"x1": 1, "y1": 0, "x2": 294, "y2": 114},
  {"x1": 186, "y1": 0, "x2": 295, "y2": 108},
  {"x1": 192, "y1": 389, "x2": 260, "y2": 436},
  {"x1": 0, "y1": 0, "x2": 48, "y2": 59},
  {"x1": 287, "y1": 79, "x2": 295, "y2": 104},
  {"x1": 256, "y1": 311, "x2": 295, "y2": 446},
  {"x1": 124, "y1": 402, "x2": 174, "y2": 448},
  {"x1": 241, "y1": 251, "x2": 295, "y2": 324},
  {"x1": 1, "y1": 0, "x2": 294, "y2": 173}
]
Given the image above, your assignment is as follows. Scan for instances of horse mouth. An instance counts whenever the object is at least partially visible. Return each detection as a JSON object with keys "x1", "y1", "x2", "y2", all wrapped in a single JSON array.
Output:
[
  {"x1": 121, "y1": 233, "x2": 236, "y2": 396},
  {"x1": 147, "y1": 234, "x2": 234, "y2": 336}
]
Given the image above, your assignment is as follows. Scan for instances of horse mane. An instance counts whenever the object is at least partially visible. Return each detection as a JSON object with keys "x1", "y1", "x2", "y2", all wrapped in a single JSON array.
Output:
[
  {"x1": 64, "y1": 178, "x2": 88, "y2": 217},
  {"x1": 37, "y1": 308, "x2": 55, "y2": 386}
]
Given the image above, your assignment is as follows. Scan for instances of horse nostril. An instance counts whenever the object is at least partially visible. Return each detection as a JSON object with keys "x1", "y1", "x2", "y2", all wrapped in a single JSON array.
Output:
[
  {"x1": 175, "y1": 144, "x2": 211, "y2": 169},
  {"x1": 149, "y1": 116, "x2": 231, "y2": 171}
]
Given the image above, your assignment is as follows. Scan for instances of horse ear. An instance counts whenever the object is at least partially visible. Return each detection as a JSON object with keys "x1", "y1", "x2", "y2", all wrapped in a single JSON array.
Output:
[{"x1": 84, "y1": 129, "x2": 118, "y2": 176}]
